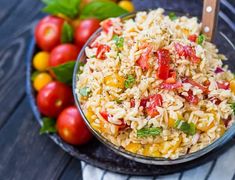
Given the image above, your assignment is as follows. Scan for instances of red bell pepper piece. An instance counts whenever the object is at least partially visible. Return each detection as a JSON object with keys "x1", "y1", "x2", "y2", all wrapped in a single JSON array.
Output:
[
  {"x1": 96, "y1": 44, "x2": 110, "y2": 60},
  {"x1": 182, "y1": 90, "x2": 199, "y2": 105},
  {"x1": 217, "y1": 81, "x2": 229, "y2": 90},
  {"x1": 160, "y1": 81, "x2": 182, "y2": 90},
  {"x1": 182, "y1": 77, "x2": 208, "y2": 93},
  {"x1": 101, "y1": 19, "x2": 113, "y2": 33},
  {"x1": 156, "y1": 49, "x2": 171, "y2": 80},
  {"x1": 136, "y1": 46, "x2": 152, "y2": 71},
  {"x1": 146, "y1": 94, "x2": 163, "y2": 117},
  {"x1": 188, "y1": 34, "x2": 198, "y2": 42}
]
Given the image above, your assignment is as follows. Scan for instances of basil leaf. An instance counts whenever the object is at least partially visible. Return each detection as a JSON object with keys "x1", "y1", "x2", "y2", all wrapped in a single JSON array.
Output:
[
  {"x1": 113, "y1": 35, "x2": 124, "y2": 49},
  {"x1": 42, "y1": 0, "x2": 81, "y2": 19},
  {"x1": 124, "y1": 75, "x2": 135, "y2": 88},
  {"x1": 51, "y1": 61, "x2": 76, "y2": 84},
  {"x1": 137, "y1": 127, "x2": 162, "y2": 137},
  {"x1": 79, "y1": 86, "x2": 91, "y2": 96},
  {"x1": 230, "y1": 103, "x2": 235, "y2": 114},
  {"x1": 61, "y1": 22, "x2": 74, "y2": 43},
  {"x1": 77, "y1": 62, "x2": 85, "y2": 74},
  {"x1": 40, "y1": 117, "x2": 57, "y2": 134},
  {"x1": 174, "y1": 120, "x2": 196, "y2": 135},
  {"x1": 31, "y1": 71, "x2": 40, "y2": 81},
  {"x1": 168, "y1": 12, "x2": 177, "y2": 21},
  {"x1": 197, "y1": 34, "x2": 205, "y2": 45},
  {"x1": 80, "y1": 0, "x2": 128, "y2": 20}
]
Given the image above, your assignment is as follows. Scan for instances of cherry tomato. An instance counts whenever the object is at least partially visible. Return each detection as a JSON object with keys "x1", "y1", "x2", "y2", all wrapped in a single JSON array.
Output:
[
  {"x1": 74, "y1": 18, "x2": 100, "y2": 47},
  {"x1": 35, "y1": 16, "x2": 64, "y2": 51},
  {"x1": 136, "y1": 46, "x2": 152, "y2": 71},
  {"x1": 33, "y1": 51, "x2": 50, "y2": 71},
  {"x1": 96, "y1": 44, "x2": 110, "y2": 60},
  {"x1": 57, "y1": 106, "x2": 92, "y2": 145},
  {"x1": 146, "y1": 94, "x2": 163, "y2": 117},
  {"x1": 37, "y1": 81, "x2": 73, "y2": 117},
  {"x1": 49, "y1": 44, "x2": 80, "y2": 67},
  {"x1": 33, "y1": 72, "x2": 52, "y2": 91},
  {"x1": 188, "y1": 34, "x2": 198, "y2": 42},
  {"x1": 118, "y1": 0, "x2": 135, "y2": 12},
  {"x1": 156, "y1": 49, "x2": 171, "y2": 80}
]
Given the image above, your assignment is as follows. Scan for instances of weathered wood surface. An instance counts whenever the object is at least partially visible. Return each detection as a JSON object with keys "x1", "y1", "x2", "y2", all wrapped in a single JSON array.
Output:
[{"x1": 0, "y1": 0, "x2": 234, "y2": 180}]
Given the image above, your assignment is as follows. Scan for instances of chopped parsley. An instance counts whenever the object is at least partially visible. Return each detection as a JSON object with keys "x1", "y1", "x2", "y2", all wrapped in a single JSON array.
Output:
[
  {"x1": 197, "y1": 34, "x2": 205, "y2": 45},
  {"x1": 137, "y1": 127, "x2": 162, "y2": 137},
  {"x1": 113, "y1": 35, "x2": 124, "y2": 48},
  {"x1": 124, "y1": 75, "x2": 135, "y2": 88},
  {"x1": 168, "y1": 12, "x2": 177, "y2": 21},
  {"x1": 174, "y1": 119, "x2": 196, "y2": 135}
]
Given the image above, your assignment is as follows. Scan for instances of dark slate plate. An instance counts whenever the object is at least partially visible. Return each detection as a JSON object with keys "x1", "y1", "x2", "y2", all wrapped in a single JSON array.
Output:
[{"x1": 26, "y1": 1, "x2": 235, "y2": 175}]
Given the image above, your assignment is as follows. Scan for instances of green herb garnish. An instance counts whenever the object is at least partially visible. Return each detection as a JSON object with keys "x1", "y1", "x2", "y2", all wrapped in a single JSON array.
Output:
[
  {"x1": 51, "y1": 61, "x2": 76, "y2": 84},
  {"x1": 79, "y1": 86, "x2": 91, "y2": 96},
  {"x1": 80, "y1": 0, "x2": 128, "y2": 20},
  {"x1": 42, "y1": 0, "x2": 81, "y2": 19},
  {"x1": 230, "y1": 103, "x2": 235, "y2": 114},
  {"x1": 137, "y1": 127, "x2": 162, "y2": 137},
  {"x1": 61, "y1": 22, "x2": 74, "y2": 43},
  {"x1": 40, "y1": 117, "x2": 57, "y2": 134},
  {"x1": 124, "y1": 75, "x2": 135, "y2": 88},
  {"x1": 174, "y1": 120, "x2": 196, "y2": 135},
  {"x1": 168, "y1": 12, "x2": 177, "y2": 21},
  {"x1": 197, "y1": 34, "x2": 205, "y2": 45},
  {"x1": 113, "y1": 35, "x2": 124, "y2": 49}
]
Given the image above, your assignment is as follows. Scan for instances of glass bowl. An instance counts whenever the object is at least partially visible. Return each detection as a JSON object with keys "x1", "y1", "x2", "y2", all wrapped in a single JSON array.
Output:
[{"x1": 73, "y1": 12, "x2": 235, "y2": 165}]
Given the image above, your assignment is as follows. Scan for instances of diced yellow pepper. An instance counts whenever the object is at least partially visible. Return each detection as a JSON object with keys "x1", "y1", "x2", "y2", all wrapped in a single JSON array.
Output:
[
  {"x1": 125, "y1": 143, "x2": 142, "y2": 153},
  {"x1": 86, "y1": 108, "x2": 95, "y2": 123},
  {"x1": 197, "y1": 121, "x2": 215, "y2": 132},
  {"x1": 229, "y1": 79, "x2": 235, "y2": 94},
  {"x1": 171, "y1": 136, "x2": 182, "y2": 152},
  {"x1": 168, "y1": 118, "x2": 175, "y2": 128},
  {"x1": 104, "y1": 73, "x2": 125, "y2": 89},
  {"x1": 159, "y1": 141, "x2": 171, "y2": 155}
]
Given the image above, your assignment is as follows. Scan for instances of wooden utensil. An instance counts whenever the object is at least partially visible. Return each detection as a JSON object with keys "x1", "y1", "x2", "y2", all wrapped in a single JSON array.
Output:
[{"x1": 202, "y1": 0, "x2": 220, "y2": 41}]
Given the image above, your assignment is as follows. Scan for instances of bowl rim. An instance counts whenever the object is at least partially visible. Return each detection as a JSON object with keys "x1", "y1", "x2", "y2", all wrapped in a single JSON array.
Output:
[{"x1": 73, "y1": 12, "x2": 235, "y2": 165}]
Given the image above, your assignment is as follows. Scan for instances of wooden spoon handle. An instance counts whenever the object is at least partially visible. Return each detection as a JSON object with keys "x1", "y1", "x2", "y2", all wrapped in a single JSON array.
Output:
[{"x1": 202, "y1": 0, "x2": 220, "y2": 41}]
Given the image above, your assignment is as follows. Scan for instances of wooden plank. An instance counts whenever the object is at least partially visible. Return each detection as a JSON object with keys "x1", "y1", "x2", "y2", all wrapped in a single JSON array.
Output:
[
  {"x1": 59, "y1": 159, "x2": 83, "y2": 180},
  {"x1": 0, "y1": 97, "x2": 73, "y2": 180}
]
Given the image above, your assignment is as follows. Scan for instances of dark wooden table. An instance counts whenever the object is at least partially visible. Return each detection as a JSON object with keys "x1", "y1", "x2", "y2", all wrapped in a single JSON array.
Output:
[{"x1": 0, "y1": 0, "x2": 234, "y2": 180}]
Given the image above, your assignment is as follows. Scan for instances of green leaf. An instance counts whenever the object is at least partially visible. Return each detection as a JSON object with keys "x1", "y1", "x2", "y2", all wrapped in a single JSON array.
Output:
[
  {"x1": 124, "y1": 75, "x2": 135, "y2": 88},
  {"x1": 113, "y1": 35, "x2": 124, "y2": 49},
  {"x1": 80, "y1": 0, "x2": 128, "y2": 20},
  {"x1": 51, "y1": 61, "x2": 76, "y2": 84},
  {"x1": 197, "y1": 34, "x2": 205, "y2": 45},
  {"x1": 230, "y1": 103, "x2": 235, "y2": 114},
  {"x1": 40, "y1": 117, "x2": 57, "y2": 135},
  {"x1": 168, "y1": 12, "x2": 177, "y2": 21},
  {"x1": 77, "y1": 62, "x2": 85, "y2": 74},
  {"x1": 174, "y1": 120, "x2": 196, "y2": 135},
  {"x1": 42, "y1": 0, "x2": 81, "y2": 19},
  {"x1": 137, "y1": 127, "x2": 162, "y2": 137},
  {"x1": 61, "y1": 22, "x2": 74, "y2": 43},
  {"x1": 79, "y1": 86, "x2": 91, "y2": 96},
  {"x1": 31, "y1": 71, "x2": 40, "y2": 81}
]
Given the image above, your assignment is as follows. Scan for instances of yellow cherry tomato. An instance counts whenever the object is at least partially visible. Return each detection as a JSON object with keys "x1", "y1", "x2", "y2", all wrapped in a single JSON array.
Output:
[
  {"x1": 118, "y1": 1, "x2": 135, "y2": 12},
  {"x1": 33, "y1": 51, "x2": 50, "y2": 71},
  {"x1": 33, "y1": 72, "x2": 52, "y2": 91},
  {"x1": 229, "y1": 79, "x2": 235, "y2": 94}
]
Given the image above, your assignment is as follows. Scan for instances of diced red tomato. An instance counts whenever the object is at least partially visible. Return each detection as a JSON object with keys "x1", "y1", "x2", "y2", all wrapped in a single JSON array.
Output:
[
  {"x1": 146, "y1": 94, "x2": 163, "y2": 117},
  {"x1": 182, "y1": 90, "x2": 199, "y2": 105},
  {"x1": 100, "y1": 111, "x2": 127, "y2": 128},
  {"x1": 130, "y1": 99, "x2": 135, "y2": 108},
  {"x1": 156, "y1": 49, "x2": 171, "y2": 80},
  {"x1": 188, "y1": 34, "x2": 198, "y2": 42},
  {"x1": 165, "y1": 70, "x2": 177, "y2": 84},
  {"x1": 174, "y1": 43, "x2": 201, "y2": 64},
  {"x1": 101, "y1": 19, "x2": 113, "y2": 33},
  {"x1": 96, "y1": 44, "x2": 111, "y2": 60},
  {"x1": 217, "y1": 81, "x2": 229, "y2": 90},
  {"x1": 160, "y1": 81, "x2": 182, "y2": 90},
  {"x1": 182, "y1": 77, "x2": 208, "y2": 93},
  {"x1": 136, "y1": 46, "x2": 152, "y2": 71}
]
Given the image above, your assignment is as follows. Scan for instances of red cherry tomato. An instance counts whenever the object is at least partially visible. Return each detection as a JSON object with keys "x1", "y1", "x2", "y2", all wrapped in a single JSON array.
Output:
[
  {"x1": 146, "y1": 94, "x2": 163, "y2": 117},
  {"x1": 74, "y1": 18, "x2": 100, "y2": 47},
  {"x1": 96, "y1": 44, "x2": 110, "y2": 60},
  {"x1": 37, "y1": 81, "x2": 73, "y2": 117},
  {"x1": 188, "y1": 34, "x2": 198, "y2": 42},
  {"x1": 156, "y1": 49, "x2": 171, "y2": 80},
  {"x1": 35, "y1": 16, "x2": 64, "y2": 51},
  {"x1": 49, "y1": 44, "x2": 80, "y2": 67},
  {"x1": 136, "y1": 46, "x2": 152, "y2": 71},
  {"x1": 57, "y1": 106, "x2": 93, "y2": 145}
]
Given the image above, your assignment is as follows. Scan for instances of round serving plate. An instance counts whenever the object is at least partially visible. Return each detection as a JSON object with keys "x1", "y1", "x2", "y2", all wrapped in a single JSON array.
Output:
[{"x1": 26, "y1": 9, "x2": 235, "y2": 175}]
